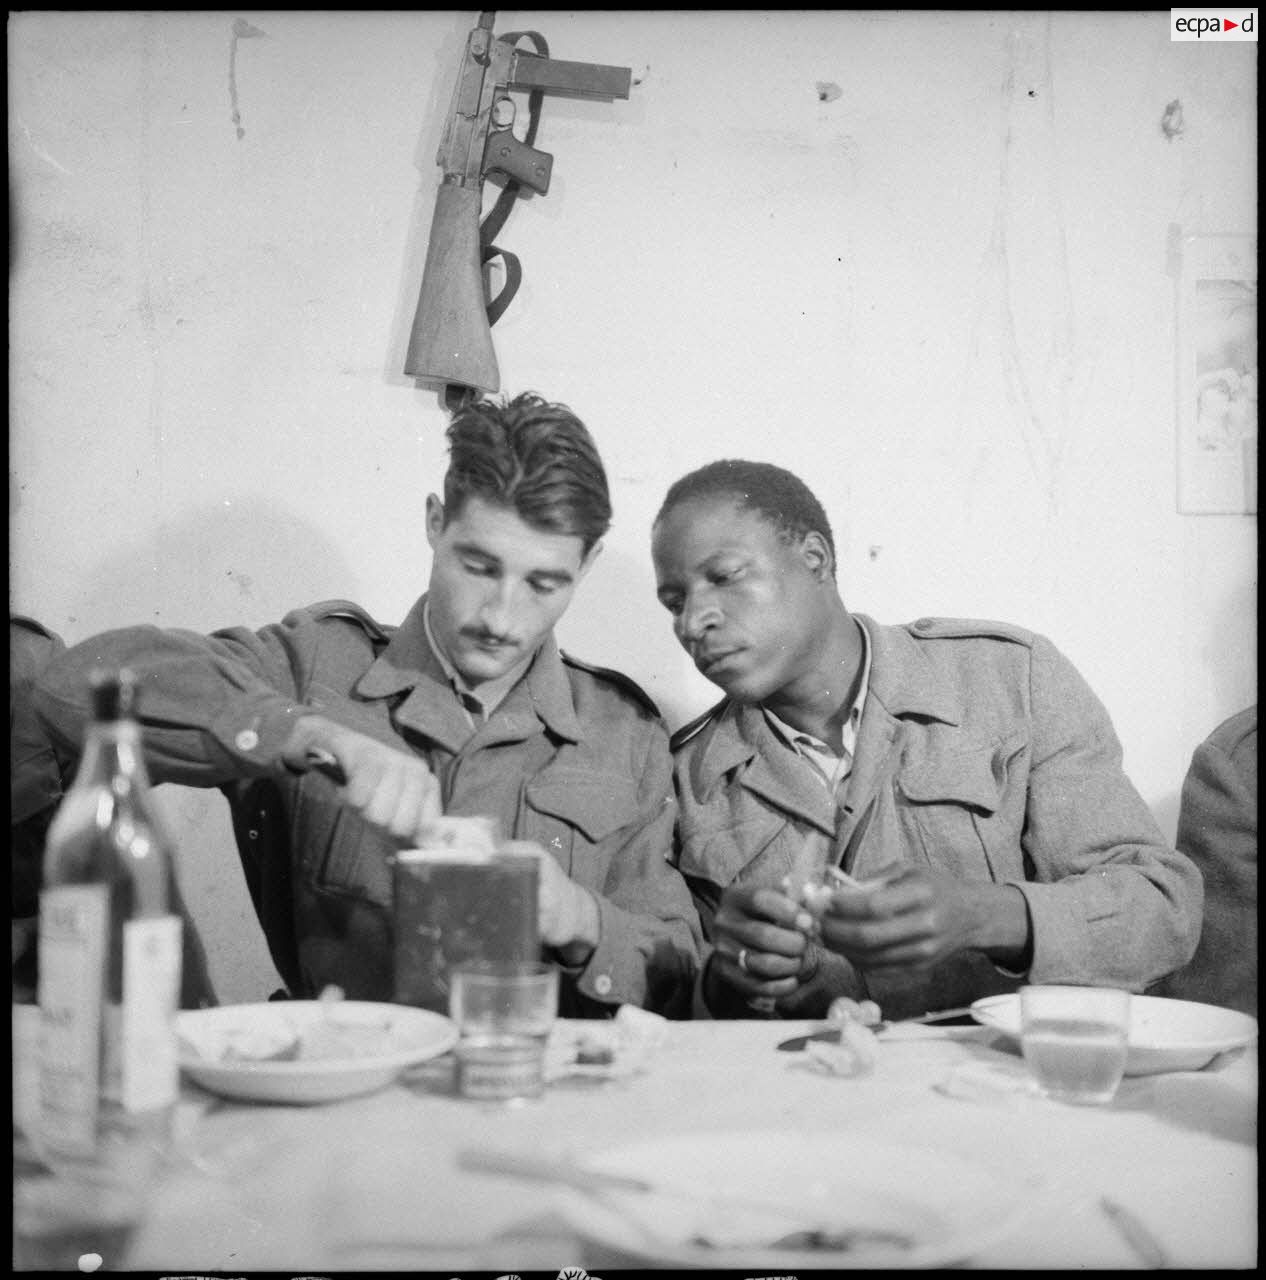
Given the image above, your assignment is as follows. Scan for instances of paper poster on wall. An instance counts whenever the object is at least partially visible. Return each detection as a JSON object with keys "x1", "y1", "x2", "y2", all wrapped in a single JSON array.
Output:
[{"x1": 1176, "y1": 233, "x2": 1257, "y2": 515}]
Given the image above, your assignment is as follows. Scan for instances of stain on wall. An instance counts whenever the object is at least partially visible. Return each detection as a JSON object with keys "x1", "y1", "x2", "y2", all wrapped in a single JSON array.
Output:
[
  {"x1": 1161, "y1": 98, "x2": 1185, "y2": 141},
  {"x1": 229, "y1": 17, "x2": 267, "y2": 141}
]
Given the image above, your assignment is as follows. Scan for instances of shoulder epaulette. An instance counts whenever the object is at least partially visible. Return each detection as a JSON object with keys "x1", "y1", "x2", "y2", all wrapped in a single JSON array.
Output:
[
  {"x1": 560, "y1": 651, "x2": 661, "y2": 718},
  {"x1": 10, "y1": 614, "x2": 61, "y2": 642},
  {"x1": 285, "y1": 599, "x2": 394, "y2": 645},
  {"x1": 1210, "y1": 705, "x2": 1257, "y2": 757},
  {"x1": 670, "y1": 698, "x2": 728, "y2": 752},
  {"x1": 905, "y1": 616, "x2": 1035, "y2": 647}
]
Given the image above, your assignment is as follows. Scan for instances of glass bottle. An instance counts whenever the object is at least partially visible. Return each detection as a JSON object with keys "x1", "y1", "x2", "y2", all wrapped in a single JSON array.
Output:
[{"x1": 28, "y1": 667, "x2": 183, "y2": 1265}]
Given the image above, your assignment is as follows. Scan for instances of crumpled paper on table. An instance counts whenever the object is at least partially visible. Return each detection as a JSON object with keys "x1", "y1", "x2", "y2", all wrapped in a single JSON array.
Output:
[
  {"x1": 545, "y1": 1004, "x2": 670, "y2": 1082},
  {"x1": 799, "y1": 1018, "x2": 879, "y2": 1077}
]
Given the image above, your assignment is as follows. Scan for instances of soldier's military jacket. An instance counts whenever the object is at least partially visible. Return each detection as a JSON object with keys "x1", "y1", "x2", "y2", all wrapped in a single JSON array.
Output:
[
  {"x1": 672, "y1": 614, "x2": 1203, "y2": 1020},
  {"x1": 1152, "y1": 706, "x2": 1256, "y2": 1016},
  {"x1": 33, "y1": 597, "x2": 701, "y2": 1017}
]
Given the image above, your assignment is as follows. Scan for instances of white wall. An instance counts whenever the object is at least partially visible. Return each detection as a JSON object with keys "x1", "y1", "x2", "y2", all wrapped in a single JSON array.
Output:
[{"x1": 9, "y1": 11, "x2": 1257, "y2": 1003}]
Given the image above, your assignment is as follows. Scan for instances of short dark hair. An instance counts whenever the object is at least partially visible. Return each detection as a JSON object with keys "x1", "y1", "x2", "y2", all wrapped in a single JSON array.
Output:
[
  {"x1": 444, "y1": 392, "x2": 612, "y2": 555},
  {"x1": 655, "y1": 459, "x2": 836, "y2": 573}
]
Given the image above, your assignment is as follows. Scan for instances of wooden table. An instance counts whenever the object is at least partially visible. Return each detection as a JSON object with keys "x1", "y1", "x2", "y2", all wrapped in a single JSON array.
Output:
[{"x1": 13, "y1": 1007, "x2": 1257, "y2": 1271}]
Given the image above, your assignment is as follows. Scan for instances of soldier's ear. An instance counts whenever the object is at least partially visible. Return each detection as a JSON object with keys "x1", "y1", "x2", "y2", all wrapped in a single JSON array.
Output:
[
  {"x1": 577, "y1": 539, "x2": 603, "y2": 582},
  {"x1": 424, "y1": 494, "x2": 445, "y2": 547},
  {"x1": 801, "y1": 531, "x2": 834, "y2": 581}
]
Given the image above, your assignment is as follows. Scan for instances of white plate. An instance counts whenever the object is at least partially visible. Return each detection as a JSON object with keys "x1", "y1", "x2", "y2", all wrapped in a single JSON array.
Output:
[
  {"x1": 971, "y1": 993, "x2": 1258, "y2": 1075},
  {"x1": 557, "y1": 1129, "x2": 1027, "y2": 1269},
  {"x1": 176, "y1": 1001, "x2": 458, "y2": 1104}
]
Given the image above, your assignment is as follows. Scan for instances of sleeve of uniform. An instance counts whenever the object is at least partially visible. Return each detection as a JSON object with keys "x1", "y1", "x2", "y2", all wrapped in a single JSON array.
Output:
[
  {"x1": 12, "y1": 618, "x2": 70, "y2": 826},
  {"x1": 569, "y1": 718, "x2": 703, "y2": 1018},
  {"x1": 1153, "y1": 713, "x2": 1257, "y2": 1013},
  {"x1": 1008, "y1": 634, "x2": 1203, "y2": 989},
  {"x1": 31, "y1": 616, "x2": 321, "y2": 785}
]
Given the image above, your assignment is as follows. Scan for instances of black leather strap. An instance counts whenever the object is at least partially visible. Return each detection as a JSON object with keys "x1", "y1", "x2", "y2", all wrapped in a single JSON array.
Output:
[{"x1": 479, "y1": 31, "x2": 547, "y2": 326}]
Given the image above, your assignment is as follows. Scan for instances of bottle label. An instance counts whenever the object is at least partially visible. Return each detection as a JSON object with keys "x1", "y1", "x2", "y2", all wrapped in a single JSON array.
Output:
[
  {"x1": 121, "y1": 915, "x2": 182, "y2": 1111},
  {"x1": 37, "y1": 884, "x2": 108, "y2": 1156}
]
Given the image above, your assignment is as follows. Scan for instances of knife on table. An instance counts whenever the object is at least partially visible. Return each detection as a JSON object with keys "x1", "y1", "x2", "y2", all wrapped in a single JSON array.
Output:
[{"x1": 777, "y1": 1005, "x2": 979, "y2": 1051}]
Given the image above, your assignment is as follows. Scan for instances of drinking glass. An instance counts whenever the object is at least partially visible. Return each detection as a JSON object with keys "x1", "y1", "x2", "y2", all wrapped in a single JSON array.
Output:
[
  {"x1": 1019, "y1": 985, "x2": 1131, "y2": 1105},
  {"x1": 449, "y1": 962, "x2": 559, "y2": 1102}
]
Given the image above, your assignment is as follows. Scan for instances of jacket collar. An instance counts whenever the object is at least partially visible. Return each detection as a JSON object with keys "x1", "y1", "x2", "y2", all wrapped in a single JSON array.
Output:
[
  {"x1": 687, "y1": 612, "x2": 963, "y2": 796},
  {"x1": 858, "y1": 613, "x2": 964, "y2": 726},
  {"x1": 353, "y1": 594, "x2": 581, "y2": 748},
  {"x1": 687, "y1": 699, "x2": 837, "y2": 833}
]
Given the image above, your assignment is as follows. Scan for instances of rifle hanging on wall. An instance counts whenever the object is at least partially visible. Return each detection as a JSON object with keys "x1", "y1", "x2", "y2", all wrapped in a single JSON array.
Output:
[{"x1": 403, "y1": 11, "x2": 632, "y2": 409}]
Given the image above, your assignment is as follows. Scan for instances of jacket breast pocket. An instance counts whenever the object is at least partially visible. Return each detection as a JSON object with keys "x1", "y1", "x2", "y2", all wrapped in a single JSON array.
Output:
[
  {"x1": 896, "y1": 732, "x2": 1027, "y2": 882},
  {"x1": 521, "y1": 770, "x2": 643, "y2": 887}
]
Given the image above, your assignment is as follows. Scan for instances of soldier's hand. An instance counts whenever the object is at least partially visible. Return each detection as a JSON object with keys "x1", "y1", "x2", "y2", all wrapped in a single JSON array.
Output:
[
  {"x1": 283, "y1": 715, "x2": 442, "y2": 844},
  {"x1": 817, "y1": 866, "x2": 1030, "y2": 976},
  {"x1": 505, "y1": 840, "x2": 599, "y2": 953},
  {"x1": 710, "y1": 884, "x2": 817, "y2": 1003}
]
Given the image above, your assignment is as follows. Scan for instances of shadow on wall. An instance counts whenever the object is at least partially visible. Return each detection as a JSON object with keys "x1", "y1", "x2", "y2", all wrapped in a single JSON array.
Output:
[
  {"x1": 60, "y1": 498, "x2": 359, "y2": 1004},
  {"x1": 70, "y1": 497, "x2": 360, "y2": 634}
]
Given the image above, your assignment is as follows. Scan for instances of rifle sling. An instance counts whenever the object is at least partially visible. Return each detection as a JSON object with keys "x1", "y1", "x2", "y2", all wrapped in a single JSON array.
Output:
[{"x1": 478, "y1": 30, "x2": 546, "y2": 325}]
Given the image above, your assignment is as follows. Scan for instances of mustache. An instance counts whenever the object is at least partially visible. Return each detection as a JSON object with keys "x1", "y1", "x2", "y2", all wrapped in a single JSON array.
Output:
[{"x1": 460, "y1": 625, "x2": 518, "y2": 647}]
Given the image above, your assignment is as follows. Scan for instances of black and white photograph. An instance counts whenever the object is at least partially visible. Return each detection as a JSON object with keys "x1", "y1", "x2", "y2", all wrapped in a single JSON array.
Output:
[{"x1": 10, "y1": 10, "x2": 1257, "y2": 1274}]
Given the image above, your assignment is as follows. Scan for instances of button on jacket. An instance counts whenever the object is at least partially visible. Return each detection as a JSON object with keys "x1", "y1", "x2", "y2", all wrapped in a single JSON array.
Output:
[
  {"x1": 33, "y1": 598, "x2": 701, "y2": 1017},
  {"x1": 672, "y1": 614, "x2": 1204, "y2": 1020}
]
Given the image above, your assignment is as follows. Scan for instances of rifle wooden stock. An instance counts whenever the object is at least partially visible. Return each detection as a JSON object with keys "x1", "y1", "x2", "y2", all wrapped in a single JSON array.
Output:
[{"x1": 404, "y1": 182, "x2": 499, "y2": 393}]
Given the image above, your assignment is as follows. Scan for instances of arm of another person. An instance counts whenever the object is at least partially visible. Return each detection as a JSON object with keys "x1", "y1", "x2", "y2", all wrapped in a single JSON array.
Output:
[
  {"x1": 15, "y1": 618, "x2": 216, "y2": 1007},
  {"x1": 12, "y1": 618, "x2": 71, "y2": 1000},
  {"x1": 32, "y1": 619, "x2": 440, "y2": 843},
  {"x1": 1176, "y1": 719, "x2": 1257, "y2": 878},
  {"x1": 1007, "y1": 635, "x2": 1204, "y2": 989},
  {"x1": 13, "y1": 619, "x2": 70, "y2": 919},
  {"x1": 1156, "y1": 715, "x2": 1257, "y2": 1012}
]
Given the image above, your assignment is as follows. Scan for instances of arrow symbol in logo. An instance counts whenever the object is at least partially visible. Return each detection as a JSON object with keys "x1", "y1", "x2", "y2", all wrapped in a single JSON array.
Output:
[{"x1": 1224, "y1": 19, "x2": 1239, "y2": 31}]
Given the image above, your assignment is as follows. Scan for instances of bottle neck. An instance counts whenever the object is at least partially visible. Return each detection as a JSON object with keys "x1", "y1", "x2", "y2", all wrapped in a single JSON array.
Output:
[{"x1": 77, "y1": 719, "x2": 152, "y2": 792}]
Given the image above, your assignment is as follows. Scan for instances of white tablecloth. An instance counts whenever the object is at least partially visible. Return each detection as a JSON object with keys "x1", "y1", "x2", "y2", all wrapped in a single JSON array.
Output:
[{"x1": 14, "y1": 1008, "x2": 1257, "y2": 1270}]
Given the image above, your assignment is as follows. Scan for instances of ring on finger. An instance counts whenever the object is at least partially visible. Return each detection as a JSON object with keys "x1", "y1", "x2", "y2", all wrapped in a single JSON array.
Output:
[{"x1": 737, "y1": 947, "x2": 749, "y2": 973}]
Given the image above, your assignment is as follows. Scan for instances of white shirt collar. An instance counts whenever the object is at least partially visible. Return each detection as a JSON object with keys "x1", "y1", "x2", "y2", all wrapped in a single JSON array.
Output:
[{"x1": 763, "y1": 617, "x2": 872, "y2": 787}]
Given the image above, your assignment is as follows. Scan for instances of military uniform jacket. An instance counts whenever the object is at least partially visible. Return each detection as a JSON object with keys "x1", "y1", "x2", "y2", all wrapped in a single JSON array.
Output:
[
  {"x1": 1153, "y1": 706, "x2": 1256, "y2": 1016},
  {"x1": 33, "y1": 598, "x2": 701, "y2": 1017},
  {"x1": 672, "y1": 614, "x2": 1203, "y2": 1020}
]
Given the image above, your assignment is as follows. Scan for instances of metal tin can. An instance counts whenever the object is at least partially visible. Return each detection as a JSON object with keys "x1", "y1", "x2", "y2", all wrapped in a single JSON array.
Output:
[{"x1": 392, "y1": 817, "x2": 540, "y2": 1013}]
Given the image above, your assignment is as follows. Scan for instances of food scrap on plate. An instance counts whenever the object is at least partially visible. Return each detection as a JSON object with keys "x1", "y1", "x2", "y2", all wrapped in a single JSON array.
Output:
[{"x1": 179, "y1": 986, "x2": 398, "y2": 1065}]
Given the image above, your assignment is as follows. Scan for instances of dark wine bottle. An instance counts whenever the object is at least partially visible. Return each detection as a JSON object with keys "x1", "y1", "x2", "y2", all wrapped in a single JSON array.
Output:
[{"x1": 31, "y1": 667, "x2": 183, "y2": 1264}]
